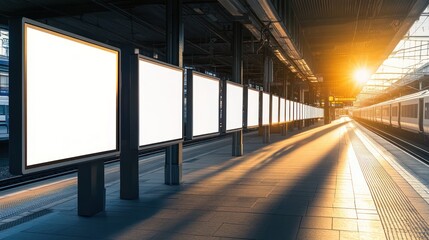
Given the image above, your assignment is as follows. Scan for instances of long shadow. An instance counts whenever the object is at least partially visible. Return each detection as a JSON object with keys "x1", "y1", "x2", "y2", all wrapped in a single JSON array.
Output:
[
  {"x1": 99, "y1": 120, "x2": 349, "y2": 239},
  {"x1": 11, "y1": 120, "x2": 350, "y2": 239}
]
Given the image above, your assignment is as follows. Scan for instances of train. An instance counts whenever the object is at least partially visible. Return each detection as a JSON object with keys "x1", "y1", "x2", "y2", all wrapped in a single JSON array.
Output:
[{"x1": 352, "y1": 90, "x2": 429, "y2": 137}]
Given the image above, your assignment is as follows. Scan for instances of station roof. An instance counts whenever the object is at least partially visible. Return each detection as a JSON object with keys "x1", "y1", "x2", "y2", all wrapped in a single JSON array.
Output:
[
  {"x1": 0, "y1": 0, "x2": 428, "y2": 99},
  {"x1": 291, "y1": 0, "x2": 428, "y2": 97}
]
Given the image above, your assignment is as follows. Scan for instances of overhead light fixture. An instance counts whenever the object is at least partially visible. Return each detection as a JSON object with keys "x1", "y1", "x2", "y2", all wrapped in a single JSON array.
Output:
[{"x1": 193, "y1": 7, "x2": 204, "y2": 15}]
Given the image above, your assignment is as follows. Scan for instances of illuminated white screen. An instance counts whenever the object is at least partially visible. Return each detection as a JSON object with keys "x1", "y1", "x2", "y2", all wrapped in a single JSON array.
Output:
[
  {"x1": 226, "y1": 82, "x2": 243, "y2": 131},
  {"x1": 280, "y1": 98, "x2": 285, "y2": 123},
  {"x1": 25, "y1": 24, "x2": 118, "y2": 167},
  {"x1": 262, "y1": 93, "x2": 270, "y2": 125},
  {"x1": 139, "y1": 58, "x2": 183, "y2": 146},
  {"x1": 272, "y1": 96, "x2": 279, "y2": 124},
  {"x1": 286, "y1": 100, "x2": 290, "y2": 122},
  {"x1": 247, "y1": 89, "x2": 259, "y2": 127},
  {"x1": 192, "y1": 74, "x2": 219, "y2": 137},
  {"x1": 291, "y1": 102, "x2": 296, "y2": 121}
]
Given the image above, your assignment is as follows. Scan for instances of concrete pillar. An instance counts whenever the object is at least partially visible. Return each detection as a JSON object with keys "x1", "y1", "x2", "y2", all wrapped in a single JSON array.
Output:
[
  {"x1": 324, "y1": 86, "x2": 331, "y2": 124},
  {"x1": 282, "y1": 70, "x2": 289, "y2": 136},
  {"x1": 165, "y1": 0, "x2": 184, "y2": 185},
  {"x1": 78, "y1": 160, "x2": 105, "y2": 216},
  {"x1": 120, "y1": 47, "x2": 139, "y2": 200}
]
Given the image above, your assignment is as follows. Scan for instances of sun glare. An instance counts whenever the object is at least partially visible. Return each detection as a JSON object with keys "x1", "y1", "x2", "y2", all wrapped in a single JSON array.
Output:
[{"x1": 354, "y1": 68, "x2": 370, "y2": 84}]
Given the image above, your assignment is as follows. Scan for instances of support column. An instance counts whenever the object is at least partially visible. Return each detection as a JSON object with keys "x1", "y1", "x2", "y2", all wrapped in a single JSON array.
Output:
[
  {"x1": 78, "y1": 160, "x2": 105, "y2": 217},
  {"x1": 324, "y1": 85, "x2": 331, "y2": 124},
  {"x1": 263, "y1": 48, "x2": 272, "y2": 143},
  {"x1": 232, "y1": 21, "x2": 243, "y2": 156},
  {"x1": 298, "y1": 85, "x2": 303, "y2": 130},
  {"x1": 5, "y1": 106, "x2": 9, "y2": 134},
  {"x1": 165, "y1": 0, "x2": 184, "y2": 185},
  {"x1": 120, "y1": 47, "x2": 139, "y2": 200},
  {"x1": 281, "y1": 70, "x2": 288, "y2": 136}
]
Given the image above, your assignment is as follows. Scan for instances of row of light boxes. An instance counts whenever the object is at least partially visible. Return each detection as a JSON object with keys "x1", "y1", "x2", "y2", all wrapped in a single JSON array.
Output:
[{"x1": 10, "y1": 18, "x2": 323, "y2": 175}]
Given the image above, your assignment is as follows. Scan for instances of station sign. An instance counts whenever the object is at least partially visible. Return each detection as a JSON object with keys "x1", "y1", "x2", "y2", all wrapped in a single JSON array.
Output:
[{"x1": 334, "y1": 97, "x2": 356, "y2": 102}]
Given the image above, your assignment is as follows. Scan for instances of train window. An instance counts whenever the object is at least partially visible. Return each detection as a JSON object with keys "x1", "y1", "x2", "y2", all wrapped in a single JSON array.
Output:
[
  {"x1": 0, "y1": 106, "x2": 5, "y2": 115},
  {"x1": 425, "y1": 103, "x2": 429, "y2": 119},
  {"x1": 392, "y1": 106, "x2": 398, "y2": 117},
  {"x1": 382, "y1": 107, "x2": 390, "y2": 117},
  {"x1": 401, "y1": 104, "x2": 418, "y2": 118},
  {"x1": 0, "y1": 75, "x2": 8, "y2": 89}
]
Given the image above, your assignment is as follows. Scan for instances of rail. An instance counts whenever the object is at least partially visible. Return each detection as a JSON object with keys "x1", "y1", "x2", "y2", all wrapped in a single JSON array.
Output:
[{"x1": 357, "y1": 120, "x2": 429, "y2": 165}]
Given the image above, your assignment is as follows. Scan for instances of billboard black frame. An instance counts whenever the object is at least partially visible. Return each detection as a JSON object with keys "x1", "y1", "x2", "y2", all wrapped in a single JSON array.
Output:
[
  {"x1": 185, "y1": 70, "x2": 221, "y2": 140},
  {"x1": 222, "y1": 80, "x2": 243, "y2": 133},
  {"x1": 244, "y1": 87, "x2": 260, "y2": 129},
  {"x1": 9, "y1": 18, "x2": 121, "y2": 175},
  {"x1": 137, "y1": 54, "x2": 184, "y2": 151}
]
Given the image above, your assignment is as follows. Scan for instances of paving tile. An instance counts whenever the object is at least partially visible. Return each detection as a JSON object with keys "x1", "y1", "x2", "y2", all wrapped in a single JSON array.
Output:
[
  {"x1": 306, "y1": 207, "x2": 333, "y2": 217},
  {"x1": 213, "y1": 223, "x2": 265, "y2": 239},
  {"x1": 296, "y1": 229, "x2": 340, "y2": 240},
  {"x1": 332, "y1": 208, "x2": 357, "y2": 218},
  {"x1": 357, "y1": 213, "x2": 380, "y2": 221},
  {"x1": 209, "y1": 212, "x2": 263, "y2": 224},
  {"x1": 359, "y1": 232, "x2": 387, "y2": 240},
  {"x1": 339, "y1": 231, "x2": 359, "y2": 240},
  {"x1": 300, "y1": 216, "x2": 332, "y2": 229},
  {"x1": 357, "y1": 219, "x2": 384, "y2": 233},
  {"x1": 333, "y1": 218, "x2": 358, "y2": 231}
]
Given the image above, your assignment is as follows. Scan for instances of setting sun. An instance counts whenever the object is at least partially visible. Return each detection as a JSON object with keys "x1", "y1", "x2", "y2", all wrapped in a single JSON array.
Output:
[{"x1": 354, "y1": 68, "x2": 371, "y2": 84}]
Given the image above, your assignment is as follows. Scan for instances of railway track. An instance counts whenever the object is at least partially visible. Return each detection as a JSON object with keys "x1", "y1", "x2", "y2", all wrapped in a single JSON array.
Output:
[{"x1": 357, "y1": 120, "x2": 429, "y2": 165}]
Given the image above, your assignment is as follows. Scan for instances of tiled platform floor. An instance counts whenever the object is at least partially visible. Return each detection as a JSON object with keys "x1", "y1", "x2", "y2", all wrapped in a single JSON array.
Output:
[{"x1": 2, "y1": 117, "x2": 429, "y2": 239}]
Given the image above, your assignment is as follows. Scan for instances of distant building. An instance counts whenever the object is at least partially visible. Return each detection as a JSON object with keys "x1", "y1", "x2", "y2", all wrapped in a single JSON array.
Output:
[
  {"x1": 0, "y1": 29, "x2": 9, "y2": 132},
  {"x1": 0, "y1": 28, "x2": 8, "y2": 96}
]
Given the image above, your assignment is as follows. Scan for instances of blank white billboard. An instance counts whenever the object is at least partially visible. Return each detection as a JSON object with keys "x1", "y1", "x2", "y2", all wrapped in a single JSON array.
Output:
[
  {"x1": 139, "y1": 58, "x2": 183, "y2": 146},
  {"x1": 291, "y1": 101, "x2": 296, "y2": 121},
  {"x1": 25, "y1": 23, "x2": 118, "y2": 168},
  {"x1": 247, "y1": 88, "x2": 259, "y2": 127},
  {"x1": 262, "y1": 93, "x2": 270, "y2": 125},
  {"x1": 192, "y1": 73, "x2": 219, "y2": 137},
  {"x1": 226, "y1": 82, "x2": 243, "y2": 131},
  {"x1": 280, "y1": 98, "x2": 285, "y2": 123},
  {"x1": 286, "y1": 100, "x2": 291, "y2": 122},
  {"x1": 272, "y1": 95, "x2": 279, "y2": 124}
]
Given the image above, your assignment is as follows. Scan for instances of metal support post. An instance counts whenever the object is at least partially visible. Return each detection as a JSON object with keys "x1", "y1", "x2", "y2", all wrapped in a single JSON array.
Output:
[
  {"x1": 165, "y1": 142, "x2": 183, "y2": 185},
  {"x1": 165, "y1": 0, "x2": 184, "y2": 185},
  {"x1": 232, "y1": 21, "x2": 243, "y2": 156},
  {"x1": 282, "y1": 72, "x2": 288, "y2": 136},
  {"x1": 5, "y1": 104, "x2": 9, "y2": 134},
  {"x1": 78, "y1": 160, "x2": 105, "y2": 217},
  {"x1": 120, "y1": 47, "x2": 139, "y2": 200},
  {"x1": 324, "y1": 87, "x2": 331, "y2": 124},
  {"x1": 232, "y1": 131, "x2": 243, "y2": 156}
]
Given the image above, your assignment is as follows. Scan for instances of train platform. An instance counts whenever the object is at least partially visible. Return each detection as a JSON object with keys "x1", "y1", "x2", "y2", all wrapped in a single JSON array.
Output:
[{"x1": 1, "y1": 117, "x2": 429, "y2": 239}]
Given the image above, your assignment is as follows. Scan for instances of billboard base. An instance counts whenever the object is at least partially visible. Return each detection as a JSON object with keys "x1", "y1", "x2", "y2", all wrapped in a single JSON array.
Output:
[{"x1": 78, "y1": 160, "x2": 105, "y2": 217}]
